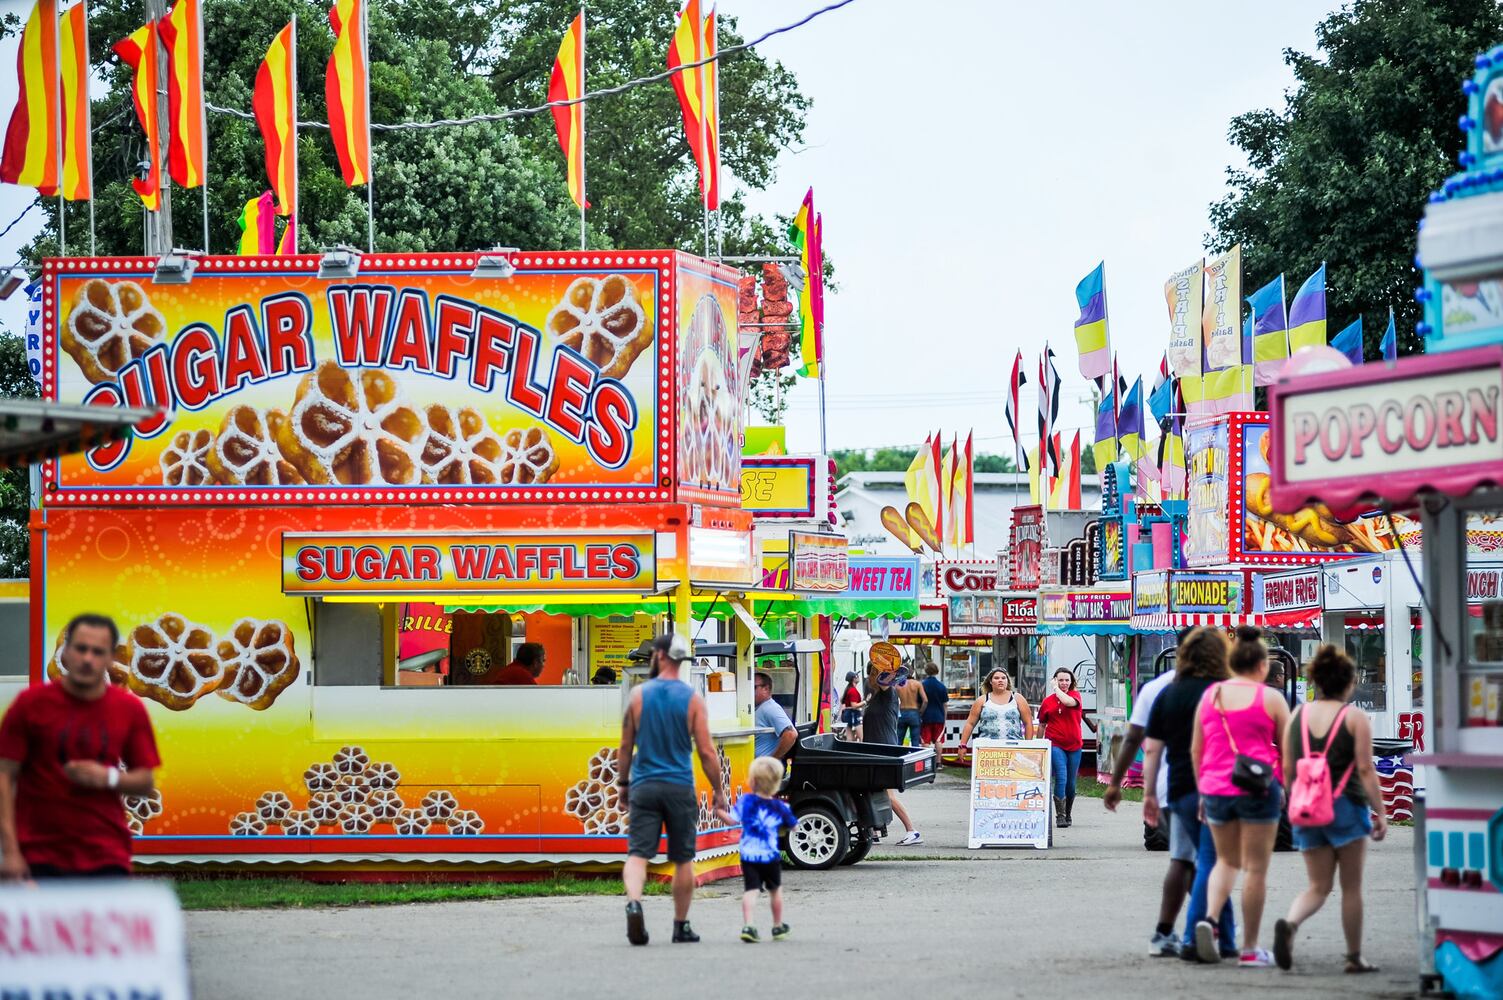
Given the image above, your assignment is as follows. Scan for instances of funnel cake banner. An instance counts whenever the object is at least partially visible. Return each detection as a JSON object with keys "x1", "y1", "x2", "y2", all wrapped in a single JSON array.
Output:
[{"x1": 39, "y1": 252, "x2": 742, "y2": 507}]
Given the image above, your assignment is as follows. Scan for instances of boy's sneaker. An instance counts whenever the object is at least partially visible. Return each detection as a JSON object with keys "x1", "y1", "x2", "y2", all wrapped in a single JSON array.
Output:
[
  {"x1": 740, "y1": 926, "x2": 760, "y2": 943},
  {"x1": 1149, "y1": 931, "x2": 1179, "y2": 957},
  {"x1": 1239, "y1": 948, "x2": 1275, "y2": 969},
  {"x1": 671, "y1": 920, "x2": 700, "y2": 943},
  {"x1": 771, "y1": 923, "x2": 791, "y2": 941},
  {"x1": 895, "y1": 830, "x2": 924, "y2": 846},
  {"x1": 1194, "y1": 920, "x2": 1222, "y2": 964},
  {"x1": 625, "y1": 901, "x2": 648, "y2": 946}
]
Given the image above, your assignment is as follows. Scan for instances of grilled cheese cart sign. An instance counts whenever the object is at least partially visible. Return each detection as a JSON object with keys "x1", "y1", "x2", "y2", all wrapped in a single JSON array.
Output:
[
  {"x1": 1270, "y1": 347, "x2": 1503, "y2": 518},
  {"x1": 282, "y1": 531, "x2": 658, "y2": 595}
]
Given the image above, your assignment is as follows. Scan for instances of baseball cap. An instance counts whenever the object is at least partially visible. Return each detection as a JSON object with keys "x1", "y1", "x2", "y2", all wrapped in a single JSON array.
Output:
[{"x1": 651, "y1": 633, "x2": 693, "y2": 663}]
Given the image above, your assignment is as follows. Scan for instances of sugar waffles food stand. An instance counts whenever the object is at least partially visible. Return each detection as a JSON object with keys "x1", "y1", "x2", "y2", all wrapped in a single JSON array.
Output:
[{"x1": 28, "y1": 248, "x2": 766, "y2": 881}]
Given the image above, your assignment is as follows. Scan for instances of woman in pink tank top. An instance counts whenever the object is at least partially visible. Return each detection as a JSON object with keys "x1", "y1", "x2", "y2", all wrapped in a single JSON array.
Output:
[{"x1": 1189, "y1": 627, "x2": 1292, "y2": 969}]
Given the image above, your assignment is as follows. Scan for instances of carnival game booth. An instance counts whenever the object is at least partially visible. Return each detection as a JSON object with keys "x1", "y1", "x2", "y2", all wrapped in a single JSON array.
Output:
[{"x1": 26, "y1": 249, "x2": 766, "y2": 880}]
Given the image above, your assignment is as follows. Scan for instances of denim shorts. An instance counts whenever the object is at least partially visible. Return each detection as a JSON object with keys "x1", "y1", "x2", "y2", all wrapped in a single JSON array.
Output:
[
  {"x1": 1167, "y1": 806, "x2": 1197, "y2": 862},
  {"x1": 1292, "y1": 795, "x2": 1373, "y2": 851},
  {"x1": 1203, "y1": 784, "x2": 1283, "y2": 826},
  {"x1": 841, "y1": 708, "x2": 862, "y2": 727}
]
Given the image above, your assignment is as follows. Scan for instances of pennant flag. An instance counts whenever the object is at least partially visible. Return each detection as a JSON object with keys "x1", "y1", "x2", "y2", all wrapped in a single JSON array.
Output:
[
  {"x1": 1092, "y1": 381, "x2": 1117, "y2": 473},
  {"x1": 1381, "y1": 308, "x2": 1397, "y2": 362},
  {"x1": 957, "y1": 432, "x2": 974, "y2": 546},
  {"x1": 789, "y1": 190, "x2": 825, "y2": 378},
  {"x1": 941, "y1": 435, "x2": 956, "y2": 550},
  {"x1": 902, "y1": 433, "x2": 943, "y2": 552},
  {"x1": 0, "y1": 0, "x2": 59, "y2": 195},
  {"x1": 548, "y1": 10, "x2": 587, "y2": 208},
  {"x1": 1331, "y1": 317, "x2": 1363, "y2": 366},
  {"x1": 1166, "y1": 261, "x2": 1204, "y2": 378},
  {"x1": 929, "y1": 432, "x2": 945, "y2": 548},
  {"x1": 1148, "y1": 369, "x2": 1174, "y2": 426},
  {"x1": 1288, "y1": 264, "x2": 1326, "y2": 354},
  {"x1": 700, "y1": 5, "x2": 719, "y2": 209},
  {"x1": 58, "y1": 0, "x2": 91, "y2": 201},
  {"x1": 1073, "y1": 262, "x2": 1111, "y2": 380},
  {"x1": 1004, "y1": 351, "x2": 1028, "y2": 472},
  {"x1": 276, "y1": 215, "x2": 297, "y2": 255},
  {"x1": 113, "y1": 21, "x2": 162, "y2": 211},
  {"x1": 1027, "y1": 442, "x2": 1041, "y2": 503},
  {"x1": 666, "y1": 0, "x2": 715, "y2": 208},
  {"x1": 1249, "y1": 275, "x2": 1289, "y2": 385},
  {"x1": 160, "y1": 0, "x2": 206, "y2": 189},
  {"x1": 1157, "y1": 415, "x2": 1186, "y2": 500},
  {"x1": 236, "y1": 191, "x2": 275, "y2": 255},
  {"x1": 1118, "y1": 378, "x2": 1144, "y2": 460},
  {"x1": 326, "y1": 0, "x2": 371, "y2": 188},
  {"x1": 1065, "y1": 431, "x2": 1082, "y2": 509},
  {"x1": 1050, "y1": 433, "x2": 1082, "y2": 509},
  {"x1": 254, "y1": 21, "x2": 298, "y2": 216},
  {"x1": 1038, "y1": 349, "x2": 1061, "y2": 494}
]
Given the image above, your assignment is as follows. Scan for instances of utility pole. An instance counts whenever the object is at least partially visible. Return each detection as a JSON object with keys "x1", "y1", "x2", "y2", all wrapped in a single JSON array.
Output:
[{"x1": 146, "y1": 0, "x2": 172, "y2": 254}]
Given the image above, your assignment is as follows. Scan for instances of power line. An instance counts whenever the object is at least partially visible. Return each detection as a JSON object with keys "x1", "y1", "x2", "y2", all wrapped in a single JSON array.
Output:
[
  {"x1": 206, "y1": 0, "x2": 857, "y2": 132},
  {"x1": 0, "y1": 197, "x2": 41, "y2": 244}
]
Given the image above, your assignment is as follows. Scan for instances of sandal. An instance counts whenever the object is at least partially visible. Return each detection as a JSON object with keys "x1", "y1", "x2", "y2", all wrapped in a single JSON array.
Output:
[
  {"x1": 1273, "y1": 919, "x2": 1295, "y2": 971},
  {"x1": 1344, "y1": 954, "x2": 1379, "y2": 974}
]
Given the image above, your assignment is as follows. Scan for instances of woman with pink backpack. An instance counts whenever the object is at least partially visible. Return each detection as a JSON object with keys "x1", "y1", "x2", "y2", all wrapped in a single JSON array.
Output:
[{"x1": 1272, "y1": 645, "x2": 1388, "y2": 974}]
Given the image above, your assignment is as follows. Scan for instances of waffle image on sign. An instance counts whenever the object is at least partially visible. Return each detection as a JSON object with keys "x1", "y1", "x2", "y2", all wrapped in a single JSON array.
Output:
[
  {"x1": 421, "y1": 789, "x2": 458, "y2": 821},
  {"x1": 544, "y1": 274, "x2": 650, "y2": 379},
  {"x1": 160, "y1": 429, "x2": 215, "y2": 486},
  {"x1": 255, "y1": 791, "x2": 293, "y2": 823},
  {"x1": 229, "y1": 811, "x2": 266, "y2": 836},
  {"x1": 215, "y1": 618, "x2": 300, "y2": 710},
  {"x1": 126, "y1": 613, "x2": 226, "y2": 710},
  {"x1": 307, "y1": 791, "x2": 342, "y2": 826},
  {"x1": 496, "y1": 425, "x2": 560, "y2": 485},
  {"x1": 63, "y1": 279, "x2": 167, "y2": 384},
  {"x1": 340, "y1": 801, "x2": 375, "y2": 834},
  {"x1": 366, "y1": 761, "x2": 401, "y2": 789},
  {"x1": 394, "y1": 807, "x2": 430, "y2": 835},
  {"x1": 332, "y1": 744, "x2": 370, "y2": 776},
  {"x1": 206, "y1": 406, "x2": 304, "y2": 486},
  {"x1": 277, "y1": 361, "x2": 426, "y2": 485},
  {"x1": 445, "y1": 809, "x2": 484, "y2": 835},
  {"x1": 367, "y1": 788, "x2": 404, "y2": 822},
  {"x1": 335, "y1": 772, "x2": 371, "y2": 806},
  {"x1": 46, "y1": 629, "x2": 128, "y2": 686},
  {"x1": 304, "y1": 762, "x2": 339, "y2": 793},
  {"x1": 125, "y1": 787, "x2": 162, "y2": 825},
  {"x1": 418, "y1": 404, "x2": 509, "y2": 484},
  {"x1": 281, "y1": 810, "x2": 318, "y2": 836}
]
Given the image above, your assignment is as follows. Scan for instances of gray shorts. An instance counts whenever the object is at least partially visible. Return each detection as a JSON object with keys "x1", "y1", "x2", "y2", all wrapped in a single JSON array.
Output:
[
  {"x1": 627, "y1": 781, "x2": 698, "y2": 863},
  {"x1": 1168, "y1": 809, "x2": 1196, "y2": 862}
]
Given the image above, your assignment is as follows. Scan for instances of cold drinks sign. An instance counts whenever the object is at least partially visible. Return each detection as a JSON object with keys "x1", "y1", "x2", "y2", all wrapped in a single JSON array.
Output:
[{"x1": 1270, "y1": 347, "x2": 1503, "y2": 518}]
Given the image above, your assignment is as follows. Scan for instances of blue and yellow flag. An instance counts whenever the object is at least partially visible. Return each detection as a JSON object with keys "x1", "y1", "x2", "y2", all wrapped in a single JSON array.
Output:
[
  {"x1": 1288, "y1": 264, "x2": 1326, "y2": 354},
  {"x1": 1249, "y1": 275, "x2": 1288, "y2": 386},
  {"x1": 1074, "y1": 263, "x2": 1111, "y2": 380}
]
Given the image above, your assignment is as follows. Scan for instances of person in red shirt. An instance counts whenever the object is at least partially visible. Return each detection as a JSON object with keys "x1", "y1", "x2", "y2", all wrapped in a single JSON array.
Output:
[
  {"x1": 0, "y1": 613, "x2": 161, "y2": 879},
  {"x1": 494, "y1": 643, "x2": 546, "y2": 685},
  {"x1": 1038, "y1": 667, "x2": 1096, "y2": 830}
]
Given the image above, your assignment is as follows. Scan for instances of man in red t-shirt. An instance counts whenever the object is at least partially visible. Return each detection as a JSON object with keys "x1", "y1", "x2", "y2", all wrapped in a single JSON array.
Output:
[
  {"x1": 0, "y1": 613, "x2": 161, "y2": 879},
  {"x1": 494, "y1": 643, "x2": 546, "y2": 685}
]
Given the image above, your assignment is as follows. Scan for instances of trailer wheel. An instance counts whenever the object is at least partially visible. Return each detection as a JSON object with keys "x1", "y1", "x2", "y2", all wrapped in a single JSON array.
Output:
[
  {"x1": 784, "y1": 806, "x2": 849, "y2": 870},
  {"x1": 840, "y1": 828, "x2": 872, "y2": 866}
]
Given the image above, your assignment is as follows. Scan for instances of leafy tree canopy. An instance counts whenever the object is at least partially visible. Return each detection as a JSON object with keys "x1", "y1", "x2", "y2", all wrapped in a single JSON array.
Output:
[
  {"x1": 832, "y1": 447, "x2": 1017, "y2": 482},
  {"x1": 1208, "y1": 0, "x2": 1503, "y2": 359}
]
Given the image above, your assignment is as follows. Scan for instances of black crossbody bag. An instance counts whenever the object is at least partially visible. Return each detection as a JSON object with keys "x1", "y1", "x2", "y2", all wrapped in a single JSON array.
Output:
[{"x1": 1213, "y1": 684, "x2": 1274, "y2": 796}]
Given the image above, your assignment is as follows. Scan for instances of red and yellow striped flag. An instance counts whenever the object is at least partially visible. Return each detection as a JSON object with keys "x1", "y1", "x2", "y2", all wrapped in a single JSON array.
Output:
[
  {"x1": 254, "y1": 21, "x2": 298, "y2": 216},
  {"x1": 667, "y1": 0, "x2": 712, "y2": 207},
  {"x1": 276, "y1": 214, "x2": 297, "y2": 255},
  {"x1": 112, "y1": 21, "x2": 162, "y2": 211},
  {"x1": 326, "y1": 0, "x2": 370, "y2": 187},
  {"x1": 58, "y1": 1, "x2": 92, "y2": 201},
  {"x1": 160, "y1": 0, "x2": 206, "y2": 189},
  {"x1": 699, "y1": 5, "x2": 719, "y2": 209},
  {"x1": 1, "y1": 0, "x2": 60, "y2": 195},
  {"x1": 548, "y1": 11, "x2": 587, "y2": 208}
]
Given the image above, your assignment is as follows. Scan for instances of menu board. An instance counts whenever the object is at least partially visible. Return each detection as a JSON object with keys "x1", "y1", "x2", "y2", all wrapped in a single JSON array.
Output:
[
  {"x1": 588, "y1": 617, "x2": 655, "y2": 679},
  {"x1": 967, "y1": 739, "x2": 1053, "y2": 849}
]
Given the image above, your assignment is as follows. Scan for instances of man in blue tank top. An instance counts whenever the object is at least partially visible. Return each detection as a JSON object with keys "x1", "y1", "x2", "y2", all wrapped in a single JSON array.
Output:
[{"x1": 618, "y1": 633, "x2": 732, "y2": 946}]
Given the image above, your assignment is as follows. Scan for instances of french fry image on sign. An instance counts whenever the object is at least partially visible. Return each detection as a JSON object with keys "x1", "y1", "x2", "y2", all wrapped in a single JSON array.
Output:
[{"x1": 905, "y1": 502, "x2": 942, "y2": 553}]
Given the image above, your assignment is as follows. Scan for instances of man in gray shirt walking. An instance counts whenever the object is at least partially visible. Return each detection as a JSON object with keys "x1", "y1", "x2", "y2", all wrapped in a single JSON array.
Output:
[{"x1": 618, "y1": 633, "x2": 732, "y2": 946}]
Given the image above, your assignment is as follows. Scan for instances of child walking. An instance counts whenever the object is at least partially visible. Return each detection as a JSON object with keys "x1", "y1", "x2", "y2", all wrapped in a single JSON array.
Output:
[{"x1": 738, "y1": 756, "x2": 797, "y2": 943}]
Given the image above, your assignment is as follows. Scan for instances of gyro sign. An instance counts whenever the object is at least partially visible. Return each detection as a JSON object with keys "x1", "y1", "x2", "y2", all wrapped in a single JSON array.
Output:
[{"x1": 1270, "y1": 347, "x2": 1503, "y2": 518}]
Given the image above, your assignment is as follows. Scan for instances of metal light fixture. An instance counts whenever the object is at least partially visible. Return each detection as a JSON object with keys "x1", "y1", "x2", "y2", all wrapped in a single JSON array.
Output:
[
  {"x1": 472, "y1": 247, "x2": 519, "y2": 279},
  {"x1": 318, "y1": 246, "x2": 363, "y2": 280},
  {"x1": 152, "y1": 250, "x2": 198, "y2": 285},
  {"x1": 778, "y1": 262, "x2": 806, "y2": 293},
  {"x1": 0, "y1": 268, "x2": 26, "y2": 301}
]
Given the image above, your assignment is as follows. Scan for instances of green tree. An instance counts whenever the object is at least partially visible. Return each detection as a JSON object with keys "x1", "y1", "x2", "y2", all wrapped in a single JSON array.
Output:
[
  {"x1": 831, "y1": 447, "x2": 1015, "y2": 481},
  {"x1": 0, "y1": 335, "x2": 39, "y2": 577},
  {"x1": 1208, "y1": 0, "x2": 1503, "y2": 359}
]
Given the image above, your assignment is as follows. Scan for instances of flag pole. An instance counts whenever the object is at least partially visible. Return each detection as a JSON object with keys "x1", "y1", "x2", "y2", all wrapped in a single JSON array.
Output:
[
  {"x1": 362, "y1": 1, "x2": 374, "y2": 252},
  {"x1": 711, "y1": 6, "x2": 722, "y2": 259},
  {"x1": 82, "y1": 1, "x2": 95, "y2": 255},
  {"x1": 55, "y1": 0, "x2": 63, "y2": 258},
  {"x1": 198, "y1": 0, "x2": 209, "y2": 252},
  {"x1": 290, "y1": 15, "x2": 300, "y2": 241},
  {"x1": 699, "y1": 7, "x2": 709, "y2": 260},
  {"x1": 578, "y1": 3, "x2": 586, "y2": 251}
]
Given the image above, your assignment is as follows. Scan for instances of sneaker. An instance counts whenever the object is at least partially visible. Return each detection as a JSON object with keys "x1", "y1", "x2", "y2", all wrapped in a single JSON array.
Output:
[
  {"x1": 771, "y1": 923, "x2": 791, "y2": 941},
  {"x1": 1273, "y1": 919, "x2": 1295, "y2": 971},
  {"x1": 1149, "y1": 931, "x2": 1180, "y2": 957},
  {"x1": 1240, "y1": 948, "x2": 1275, "y2": 969},
  {"x1": 1194, "y1": 920, "x2": 1222, "y2": 964},
  {"x1": 672, "y1": 920, "x2": 700, "y2": 943},
  {"x1": 740, "y1": 926, "x2": 760, "y2": 943},
  {"x1": 896, "y1": 830, "x2": 924, "y2": 846},
  {"x1": 625, "y1": 901, "x2": 648, "y2": 946},
  {"x1": 1179, "y1": 943, "x2": 1201, "y2": 963}
]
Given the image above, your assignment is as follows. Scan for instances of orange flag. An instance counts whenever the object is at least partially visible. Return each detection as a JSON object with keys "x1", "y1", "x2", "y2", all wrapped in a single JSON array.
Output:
[
  {"x1": 58, "y1": 1, "x2": 92, "y2": 201},
  {"x1": 254, "y1": 22, "x2": 298, "y2": 216},
  {"x1": 112, "y1": 21, "x2": 162, "y2": 211},
  {"x1": 326, "y1": 0, "x2": 370, "y2": 187},
  {"x1": 699, "y1": 5, "x2": 719, "y2": 209},
  {"x1": 548, "y1": 11, "x2": 587, "y2": 208},
  {"x1": 1, "y1": 0, "x2": 60, "y2": 195},
  {"x1": 667, "y1": 0, "x2": 713, "y2": 207},
  {"x1": 160, "y1": 0, "x2": 206, "y2": 189}
]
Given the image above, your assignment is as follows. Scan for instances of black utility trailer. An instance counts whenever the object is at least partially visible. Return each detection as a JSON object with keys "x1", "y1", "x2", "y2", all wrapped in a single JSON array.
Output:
[{"x1": 779, "y1": 726, "x2": 936, "y2": 870}]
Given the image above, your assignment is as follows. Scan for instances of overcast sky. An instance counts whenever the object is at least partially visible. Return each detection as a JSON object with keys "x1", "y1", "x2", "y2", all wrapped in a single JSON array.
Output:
[{"x1": 0, "y1": 0, "x2": 1327, "y2": 456}]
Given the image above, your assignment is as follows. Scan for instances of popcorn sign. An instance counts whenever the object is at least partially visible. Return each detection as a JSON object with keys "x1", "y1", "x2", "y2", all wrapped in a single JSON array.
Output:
[{"x1": 41, "y1": 252, "x2": 742, "y2": 506}]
